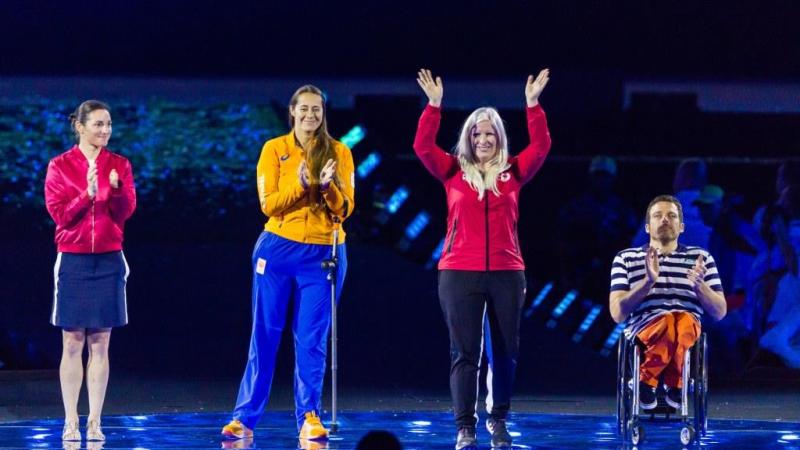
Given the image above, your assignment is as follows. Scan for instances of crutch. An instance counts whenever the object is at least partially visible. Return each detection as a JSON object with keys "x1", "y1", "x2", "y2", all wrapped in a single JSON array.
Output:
[{"x1": 321, "y1": 216, "x2": 341, "y2": 433}]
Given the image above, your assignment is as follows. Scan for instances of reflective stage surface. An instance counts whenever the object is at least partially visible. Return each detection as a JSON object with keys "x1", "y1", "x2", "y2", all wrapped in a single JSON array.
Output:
[{"x1": 1, "y1": 411, "x2": 798, "y2": 449}]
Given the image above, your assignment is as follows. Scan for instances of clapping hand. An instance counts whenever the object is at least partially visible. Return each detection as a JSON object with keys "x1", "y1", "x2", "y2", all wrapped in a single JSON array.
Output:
[
  {"x1": 319, "y1": 159, "x2": 337, "y2": 190},
  {"x1": 686, "y1": 255, "x2": 707, "y2": 292},
  {"x1": 109, "y1": 169, "x2": 119, "y2": 189},
  {"x1": 87, "y1": 162, "x2": 98, "y2": 198},
  {"x1": 298, "y1": 160, "x2": 310, "y2": 189},
  {"x1": 645, "y1": 246, "x2": 660, "y2": 284}
]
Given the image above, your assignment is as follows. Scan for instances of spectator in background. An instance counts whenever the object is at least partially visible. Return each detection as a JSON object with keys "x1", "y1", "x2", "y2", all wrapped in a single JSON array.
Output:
[
  {"x1": 632, "y1": 158, "x2": 712, "y2": 249},
  {"x1": 755, "y1": 184, "x2": 800, "y2": 368},
  {"x1": 748, "y1": 162, "x2": 800, "y2": 339},
  {"x1": 556, "y1": 156, "x2": 637, "y2": 295},
  {"x1": 694, "y1": 185, "x2": 762, "y2": 373},
  {"x1": 752, "y1": 162, "x2": 800, "y2": 239},
  {"x1": 694, "y1": 185, "x2": 762, "y2": 298}
]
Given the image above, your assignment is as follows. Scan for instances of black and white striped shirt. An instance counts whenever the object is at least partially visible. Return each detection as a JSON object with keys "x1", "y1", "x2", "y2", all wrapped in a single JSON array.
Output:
[{"x1": 610, "y1": 244, "x2": 724, "y2": 338}]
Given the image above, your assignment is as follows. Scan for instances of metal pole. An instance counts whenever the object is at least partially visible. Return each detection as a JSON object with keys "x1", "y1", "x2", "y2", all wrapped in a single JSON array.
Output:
[{"x1": 325, "y1": 217, "x2": 341, "y2": 433}]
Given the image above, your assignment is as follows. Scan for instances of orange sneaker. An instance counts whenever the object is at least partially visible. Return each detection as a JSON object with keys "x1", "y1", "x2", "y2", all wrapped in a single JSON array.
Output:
[
  {"x1": 221, "y1": 419, "x2": 253, "y2": 439},
  {"x1": 298, "y1": 412, "x2": 329, "y2": 441}
]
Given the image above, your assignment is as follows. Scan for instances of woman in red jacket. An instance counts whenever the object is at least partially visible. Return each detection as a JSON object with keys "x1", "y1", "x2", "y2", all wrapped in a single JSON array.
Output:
[
  {"x1": 44, "y1": 100, "x2": 137, "y2": 442},
  {"x1": 414, "y1": 68, "x2": 551, "y2": 449}
]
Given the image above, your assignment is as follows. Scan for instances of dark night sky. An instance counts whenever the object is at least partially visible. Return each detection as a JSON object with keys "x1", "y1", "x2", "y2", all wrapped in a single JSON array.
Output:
[{"x1": 2, "y1": 1, "x2": 800, "y2": 79}]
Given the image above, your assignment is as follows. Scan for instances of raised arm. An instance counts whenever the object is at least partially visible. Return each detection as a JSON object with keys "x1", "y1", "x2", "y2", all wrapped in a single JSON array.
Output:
[
  {"x1": 515, "y1": 69, "x2": 552, "y2": 184},
  {"x1": 413, "y1": 68, "x2": 457, "y2": 182}
]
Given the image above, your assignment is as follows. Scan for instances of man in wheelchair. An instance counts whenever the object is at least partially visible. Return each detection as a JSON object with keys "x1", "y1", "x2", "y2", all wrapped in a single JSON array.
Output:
[{"x1": 609, "y1": 194, "x2": 727, "y2": 411}]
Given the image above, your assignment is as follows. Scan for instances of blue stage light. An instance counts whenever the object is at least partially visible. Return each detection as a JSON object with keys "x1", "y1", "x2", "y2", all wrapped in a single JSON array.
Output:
[
  {"x1": 386, "y1": 186, "x2": 409, "y2": 214},
  {"x1": 578, "y1": 305, "x2": 602, "y2": 334},
  {"x1": 357, "y1": 152, "x2": 381, "y2": 178},
  {"x1": 600, "y1": 323, "x2": 626, "y2": 356},
  {"x1": 551, "y1": 290, "x2": 578, "y2": 318},
  {"x1": 425, "y1": 237, "x2": 446, "y2": 270},
  {"x1": 356, "y1": 152, "x2": 381, "y2": 178},
  {"x1": 524, "y1": 282, "x2": 553, "y2": 317},
  {"x1": 572, "y1": 305, "x2": 602, "y2": 343},
  {"x1": 404, "y1": 211, "x2": 430, "y2": 240},
  {"x1": 431, "y1": 237, "x2": 445, "y2": 260},
  {"x1": 340, "y1": 125, "x2": 366, "y2": 148}
]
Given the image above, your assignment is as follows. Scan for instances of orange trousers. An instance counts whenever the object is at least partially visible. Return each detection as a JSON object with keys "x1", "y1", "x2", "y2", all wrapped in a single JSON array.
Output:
[{"x1": 636, "y1": 311, "x2": 700, "y2": 389}]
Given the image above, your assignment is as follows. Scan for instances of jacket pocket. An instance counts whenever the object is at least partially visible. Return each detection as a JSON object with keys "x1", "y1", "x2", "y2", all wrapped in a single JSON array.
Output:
[{"x1": 445, "y1": 218, "x2": 458, "y2": 255}]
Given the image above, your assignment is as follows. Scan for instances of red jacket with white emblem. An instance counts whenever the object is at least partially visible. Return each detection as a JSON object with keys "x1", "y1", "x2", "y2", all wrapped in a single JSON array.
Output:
[
  {"x1": 413, "y1": 104, "x2": 551, "y2": 271},
  {"x1": 45, "y1": 145, "x2": 137, "y2": 253}
]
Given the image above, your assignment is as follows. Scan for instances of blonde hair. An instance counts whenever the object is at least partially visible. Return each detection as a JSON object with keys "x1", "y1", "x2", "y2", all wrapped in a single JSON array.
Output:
[{"x1": 454, "y1": 107, "x2": 509, "y2": 200}]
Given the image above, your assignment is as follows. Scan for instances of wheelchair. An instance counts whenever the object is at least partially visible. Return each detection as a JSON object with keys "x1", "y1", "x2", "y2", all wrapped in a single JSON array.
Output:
[{"x1": 616, "y1": 332, "x2": 708, "y2": 446}]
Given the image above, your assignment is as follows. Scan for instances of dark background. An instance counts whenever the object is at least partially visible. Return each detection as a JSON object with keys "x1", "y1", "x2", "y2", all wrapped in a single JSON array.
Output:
[{"x1": 2, "y1": 1, "x2": 800, "y2": 79}]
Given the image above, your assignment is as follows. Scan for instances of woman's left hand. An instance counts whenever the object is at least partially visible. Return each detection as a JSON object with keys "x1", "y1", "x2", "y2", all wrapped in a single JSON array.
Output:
[
  {"x1": 525, "y1": 68, "x2": 550, "y2": 107},
  {"x1": 109, "y1": 169, "x2": 119, "y2": 189},
  {"x1": 319, "y1": 159, "x2": 337, "y2": 190}
]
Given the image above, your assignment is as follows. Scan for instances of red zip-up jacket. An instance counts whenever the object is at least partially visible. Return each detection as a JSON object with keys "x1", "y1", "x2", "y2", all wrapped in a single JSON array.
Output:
[
  {"x1": 413, "y1": 104, "x2": 551, "y2": 271},
  {"x1": 45, "y1": 146, "x2": 137, "y2": 253}
]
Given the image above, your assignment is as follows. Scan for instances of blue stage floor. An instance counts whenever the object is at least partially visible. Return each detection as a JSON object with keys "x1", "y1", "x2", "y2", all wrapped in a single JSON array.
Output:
[{"x1": 1, "y1": 411, "x2": 798, "y2": 449}]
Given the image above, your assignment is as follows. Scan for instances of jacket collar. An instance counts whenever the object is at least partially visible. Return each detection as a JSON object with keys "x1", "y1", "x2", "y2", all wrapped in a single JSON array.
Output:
[{"x1": 68, "y1": 145, "x2": 108, "y2": 164}]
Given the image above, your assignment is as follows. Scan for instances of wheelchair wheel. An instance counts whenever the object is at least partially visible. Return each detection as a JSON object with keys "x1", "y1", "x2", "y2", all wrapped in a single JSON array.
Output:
[
  {"x1": 680, "y1": 425, "x2": 695, "y2": 445},
  {"x1": 616, "y1": 337, "x2": 630, "y2": 437},
  {"x1": 692, "y1": 333, "x2": 708, "y2": 437},
  {"x1": 629, "y1": 419, "x2": 645, "y2": 445},
  {"x1": 699, "y1": 333, "x2": 708, "y2": 435}
]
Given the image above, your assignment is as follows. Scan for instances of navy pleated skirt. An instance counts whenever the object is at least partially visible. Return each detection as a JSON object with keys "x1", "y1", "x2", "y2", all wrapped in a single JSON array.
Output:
[{"x1": 51, "y1": 251, "x2": 129, "y2": 328}]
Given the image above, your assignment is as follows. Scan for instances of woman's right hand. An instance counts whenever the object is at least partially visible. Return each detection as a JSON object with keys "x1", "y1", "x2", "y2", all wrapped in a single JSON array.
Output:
[
  {"x1": 87, "y1": 162, "x2": 98, "y2": 198},
  {"x1": 297, "y1": 160, "x2": 310, "y2": 189},
  {"x1": 416, "y1": 68, "x2": 443, "y2": 107}
]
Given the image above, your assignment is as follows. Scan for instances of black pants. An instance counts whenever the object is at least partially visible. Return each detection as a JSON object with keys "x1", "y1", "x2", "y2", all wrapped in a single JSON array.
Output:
[{"x1": 439, "y1": 270, "x2": 526, "y2": 428}]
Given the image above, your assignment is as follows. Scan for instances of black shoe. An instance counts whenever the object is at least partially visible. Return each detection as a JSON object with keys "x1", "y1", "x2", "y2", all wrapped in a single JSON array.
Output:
[
  {"x1": 455, "y1": 426, "x2": 477, "y2": 450},
  {"x1": 665, "y1": 386, "x2": 682, "y2": 409},
  {"x1": 486, "y1": 418, "x2": 512, "y2": 448},
  {"x1": 639, "y1": 382, "x2": 657, "y2": 410}
]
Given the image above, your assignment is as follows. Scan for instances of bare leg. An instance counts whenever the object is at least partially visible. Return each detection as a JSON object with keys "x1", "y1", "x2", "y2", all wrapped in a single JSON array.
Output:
[
  {"x1": 60, "y1": 329, "x2": 86, "y2": 424},
  {"x1": 86, "y1": 328, "x2": 111, "y2": 423}
]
